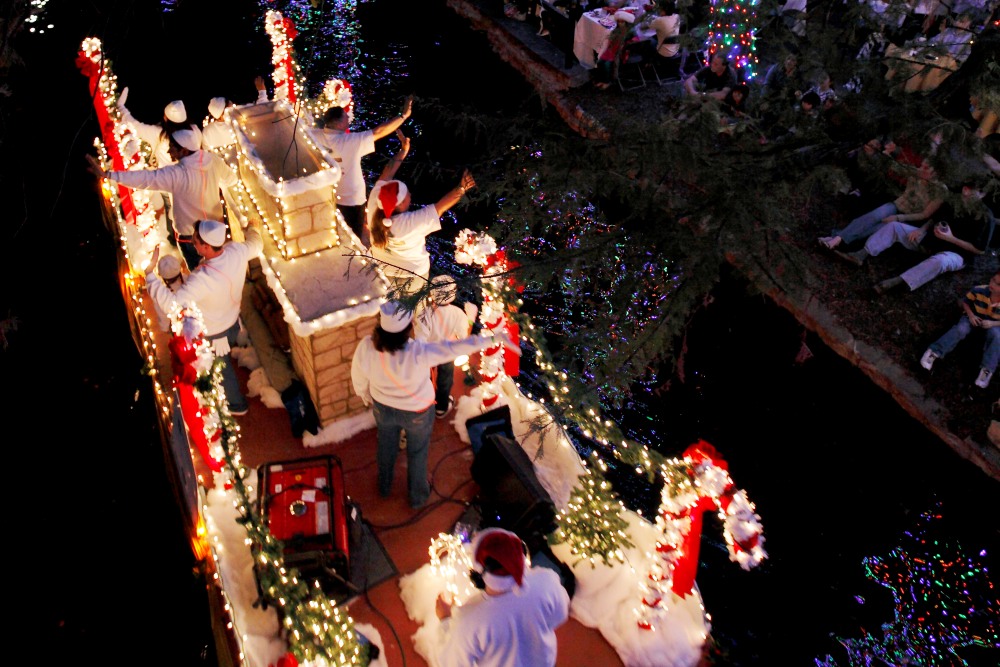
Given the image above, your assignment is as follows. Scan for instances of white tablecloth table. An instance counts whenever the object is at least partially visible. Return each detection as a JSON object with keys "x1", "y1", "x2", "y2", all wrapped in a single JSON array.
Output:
[{"x1": 573, "y1": 9, "x2": 654, "y2": 70}]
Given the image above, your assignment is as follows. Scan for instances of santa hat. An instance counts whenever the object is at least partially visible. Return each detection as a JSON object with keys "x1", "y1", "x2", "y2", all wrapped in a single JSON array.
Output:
[
  {"x1": 208, "y1": 97, "x2": 227, "y2": 120},
  {"x1": 157, "y1": 255, "x2": 182, "y2": 281},
  {"x1": 430, "y1": 274, "x2": 458, "y2": 305},
  {"x1": 172, "y1": 125, "x2": 202, "y2": 152},
  {"x1": 473, "y1": 528, "x2": 526, "y2": 592},
  {"x1": 367, "y1": 180, "x2": 410, "y2": 228},
  {"x1": 197, "y1": 220, "x2": 227, "y2": 247},
  {"x1": 379, "y1": 301, "x2": 413, "y2": 333},
  {"x1": 164, "y1": 99, "x2": 187, "y2": 123},
  {"x1": 614, "y1": 10, "x2": 635, "y2": 23}
]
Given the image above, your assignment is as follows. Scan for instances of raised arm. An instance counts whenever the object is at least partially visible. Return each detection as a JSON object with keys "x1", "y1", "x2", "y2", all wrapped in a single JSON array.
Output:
[
  {"x1": 376, "y1": 130, "x2": 410, "y2": 183},
  {"x1": 434, "y1": 169, "x2": 475, "y2": 217},
  {"x1": 371, "y1": 95, "x2": 414, "y2": 140}
]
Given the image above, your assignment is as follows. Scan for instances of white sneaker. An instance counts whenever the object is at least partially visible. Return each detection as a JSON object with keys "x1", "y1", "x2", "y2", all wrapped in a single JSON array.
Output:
[
  {"x1": 974, "y1": 368, "x2": 993, "y2": 389},
  {"x1": 920, "y1": 348, "x2": 940, "y2": 371}
]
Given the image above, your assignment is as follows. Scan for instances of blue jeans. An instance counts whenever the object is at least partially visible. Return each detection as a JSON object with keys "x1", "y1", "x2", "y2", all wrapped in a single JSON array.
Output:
[
  {"x1": 929, "y1": 316, "x2": 1000, "y2": 375},
  {"x1": 435, "y1": 361, "x2": 455, "y2": 412},
  {"x1": 834, "y1": 202, "x2": 897, "y2": 245},
  {"x1": 372, "y1": 400, "x2": 435, "y2": 507},
  {"x1": 211, "y1": 321, "x2": 247, "y2": 413}
]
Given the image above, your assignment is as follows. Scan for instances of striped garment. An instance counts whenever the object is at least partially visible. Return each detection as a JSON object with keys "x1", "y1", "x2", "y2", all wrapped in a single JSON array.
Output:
[{"x1": 963, "y1": 284, "x2": 1000, "y2": 321}]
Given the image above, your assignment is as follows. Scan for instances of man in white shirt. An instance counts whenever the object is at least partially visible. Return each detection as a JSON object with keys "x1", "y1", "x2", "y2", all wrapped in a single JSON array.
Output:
[
  {"x1": 435, "y1": 528, "x2": 570, "y2": 667},
  {"x1": 415, "y1": 274, "x2": 477, "y2": 419},
  {"x1": 117, "y1": 89, "x2": 187, "y2": 168},
  {"x1": 145, "y1": 219, "x2": 264, "y2": 416},
  {"x1": 314, "y1": 95, "x2": 413, "y2": 241},
  {"x1": 201, "y1": 77, "x2": 271, "y2": 150},
  {"x1": 88, "y1": 125, "x2": 239, "y2": 269}
]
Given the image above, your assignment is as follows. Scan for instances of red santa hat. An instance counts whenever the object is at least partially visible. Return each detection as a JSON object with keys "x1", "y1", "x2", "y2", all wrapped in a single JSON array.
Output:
[
  {"x1": 614, "y1": 10, "x2": 635, "y2": 23},
  {"x1": 473, "y1": 528, "x2": 526, "y2": 592},
  {"x1": 164, "y1": 99, "x2": 187, "y2": 123},
  {"x1": 367, "y1": 180, "x2": 410, "y2": 229}
]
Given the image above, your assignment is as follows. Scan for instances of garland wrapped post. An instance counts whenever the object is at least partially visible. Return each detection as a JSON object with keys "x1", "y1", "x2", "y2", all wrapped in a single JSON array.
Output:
[
  {"x1": 454, "y1": 229, "x2": 521, "y2": 410},
  {"x1": 265, "y1": 10, "x2": 305, "y2": 106},
  {"x1": 167, "y1": 306, "x2": 225, "y2": 481},
  {"x1": 637, "y1": 440, "x2": 766, "y2": 630},
  {"x1": 77, "y1": 38, "x2": 169, "y2": 260}
]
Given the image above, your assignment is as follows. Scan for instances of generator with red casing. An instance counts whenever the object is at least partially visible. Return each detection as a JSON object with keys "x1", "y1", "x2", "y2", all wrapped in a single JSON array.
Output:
[{"x1": 256, "y1": 455, "x2": 352, "y2": 601}]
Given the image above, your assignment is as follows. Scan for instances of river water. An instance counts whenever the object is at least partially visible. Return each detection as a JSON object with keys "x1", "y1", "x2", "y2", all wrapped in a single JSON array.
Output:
[{"x1": 8, "y1": 1, "x2": 996, "y2": 665}]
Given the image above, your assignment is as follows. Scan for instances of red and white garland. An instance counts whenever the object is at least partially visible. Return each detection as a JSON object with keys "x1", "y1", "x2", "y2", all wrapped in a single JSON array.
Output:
[
  {"x1": 454, "y1": 230, "x2": 522, "y2": 409},
  {"x1": 77, "y1": 38, "x2": 165, "y2": 256},
  {"x1": 265, "y1": 10, "x2": 302, "y2": 106},
  {"x1": 638, "y1": 440, "x2": 766, "y2": 630},
  {"x1": 315, "y1": 78, "x2": 354, "y2": 124},
  {"x1": 166, "y1": 304, "x2": 233, "y2": 487}
]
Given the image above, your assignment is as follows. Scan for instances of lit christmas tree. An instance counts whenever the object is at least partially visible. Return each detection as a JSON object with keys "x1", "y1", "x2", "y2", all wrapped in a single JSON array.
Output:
[{"x1": 706, "y1": 0, "x2": 760, "y2": 78}]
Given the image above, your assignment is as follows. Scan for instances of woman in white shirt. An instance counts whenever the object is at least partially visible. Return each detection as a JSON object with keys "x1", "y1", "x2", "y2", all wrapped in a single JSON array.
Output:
[
  {"x1": 351, "y1": 301, "x2": 518, "y2": 508},
  {"x1": 366, "y1": 132, "x2": 476, "y2": 296}
]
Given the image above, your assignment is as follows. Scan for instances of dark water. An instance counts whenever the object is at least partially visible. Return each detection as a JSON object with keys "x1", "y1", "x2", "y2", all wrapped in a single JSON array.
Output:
[{"x1": 4, "y1": 1, "x2": 996, "y2": 665}]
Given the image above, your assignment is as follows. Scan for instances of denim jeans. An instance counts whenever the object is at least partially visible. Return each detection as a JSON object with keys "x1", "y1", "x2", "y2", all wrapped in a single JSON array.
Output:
[
  {"x1": 929, "y1": 316, "x2": 1000, "y2": 375},
  {"x1": 372, "y1": 400, "x2": 436, "y2": 507},
  {"x1": 864, "y1": 222, "x2": 965, "y2": 290},
  {"x1": 834, "y1": 202, "x2": 897, "y2": 245},
  {"x1": 212, "y1": 321, "x2": 247, "y2": 413},
  {"x1": 435, "y1": 361, "x2": 455, "y2": 413}
]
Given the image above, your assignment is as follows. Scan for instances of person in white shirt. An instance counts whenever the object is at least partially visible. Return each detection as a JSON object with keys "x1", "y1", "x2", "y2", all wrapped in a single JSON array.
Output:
[
  {"x1": 435, "y1": 528, "x2": 570, "y2": 667},
  {"x1": 415, "y1": 274, "x2": 477, "y2": 419},
  {"x1": 88, "y1": 125, "x2": 239, "y2": 270},
  {"x1": 117, "y1": 89, "x2": 187, "y2": 168},
  {"x1": 146, "y1": 219, "x2": 264, "y2": 416},
  {"x1": 366, "y1": 143, "x2": 476, "y2": 297},
  {"x1": 351, "y1": 301, "x2": 518, "y2": 508},
  {"x1": 201, "y1": 77, "x2": 271, "y2": 151},
  {"x1": 315, "y1": 95, "x2": 413, "y2": 240},
  {"x1": 151, "y1": 253, "x2": 186, "y2": 333}
]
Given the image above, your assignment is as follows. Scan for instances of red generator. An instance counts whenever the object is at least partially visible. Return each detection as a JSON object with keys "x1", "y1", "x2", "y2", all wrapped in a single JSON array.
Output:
[{"x1": 256, "y1": 455, "x2": 352, "y2": 601}]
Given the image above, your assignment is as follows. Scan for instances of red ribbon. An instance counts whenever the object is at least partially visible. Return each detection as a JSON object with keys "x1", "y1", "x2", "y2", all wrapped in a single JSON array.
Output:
[
  {"x1": 169, "y1": 335, "x2": 222, "y2": 473},
  {"x1": 76, "y1": 50, "x2": 137, "y2": 223}
]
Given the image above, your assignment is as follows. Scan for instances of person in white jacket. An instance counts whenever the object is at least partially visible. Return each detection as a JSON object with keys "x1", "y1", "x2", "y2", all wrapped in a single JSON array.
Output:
[
  {"x1": 88, "y1": 125, "x2": 239, "y2": 270},
  {"x1": 435, "y1": 528, "x2": 570, "y2": 667},
  {"x1": 145, "y1": 219, "x2": 264, "y2": 416},
  {"x1": 351, "y1": 300, "x2": 518, "y2": 508}
]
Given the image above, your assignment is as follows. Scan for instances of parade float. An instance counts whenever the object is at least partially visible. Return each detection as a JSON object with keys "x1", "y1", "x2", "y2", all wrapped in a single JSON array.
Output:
[{"x1": 79, "y1": 9, "x2": 767, "y2": 667}]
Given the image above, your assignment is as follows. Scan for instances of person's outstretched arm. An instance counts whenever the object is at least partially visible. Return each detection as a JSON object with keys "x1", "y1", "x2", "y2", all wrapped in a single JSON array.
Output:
[
  {"x1": 371, "y1": 95, "x2": 414, "y2": 140},
  {"x1": 376, "y1": 130, "x2": 410, "y2": 183},
  {"x1": 434, "y1": 169, "x2": 475, "y2": 216}
]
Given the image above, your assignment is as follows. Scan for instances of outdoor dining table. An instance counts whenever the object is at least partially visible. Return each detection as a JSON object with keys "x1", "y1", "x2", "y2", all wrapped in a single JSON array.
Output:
[{"x1": 573, "y1": 7, "x2": 655, "y2": 69}]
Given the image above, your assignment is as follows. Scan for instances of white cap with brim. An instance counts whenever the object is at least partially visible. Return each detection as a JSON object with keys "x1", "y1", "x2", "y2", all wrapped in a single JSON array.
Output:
[
  {"x1": 379, "y1": 301, "x2": 413, "y2": 333},
  {"x1": 157, "y1": 255, "x2": 182, "y2": 280},
  {"x1": 198, "y1": 220, "x2": 227, "y2": 247},
  {"x1": 430, "y1": 274, "x2": 458, "y2": 305},
  {"x1": 208, "y1": 97, "x2": 226, "y2": 120},
  {"x1": 173, "y1": 125, "x2": 202, "y2": 152},
  {"x1": 164, "y1": 99, "x2": 187, "y2": 123}
]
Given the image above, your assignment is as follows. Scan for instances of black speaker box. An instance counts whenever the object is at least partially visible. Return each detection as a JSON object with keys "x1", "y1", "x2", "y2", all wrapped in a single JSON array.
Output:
[{"x1": 471, "y1": 432, "x2": 557, "y2": 550}]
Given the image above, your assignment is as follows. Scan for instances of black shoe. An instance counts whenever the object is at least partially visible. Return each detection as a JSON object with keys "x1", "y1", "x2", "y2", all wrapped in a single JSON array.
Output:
[{"x1": 436, "y1": 396, "x2": 455, "y2": 419}]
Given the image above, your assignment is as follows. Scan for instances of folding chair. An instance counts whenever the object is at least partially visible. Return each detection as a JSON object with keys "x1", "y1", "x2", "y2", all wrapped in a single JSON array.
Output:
[{"x1": 615, "y1": 43, "x2": 648, "y2": 92}]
